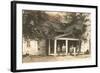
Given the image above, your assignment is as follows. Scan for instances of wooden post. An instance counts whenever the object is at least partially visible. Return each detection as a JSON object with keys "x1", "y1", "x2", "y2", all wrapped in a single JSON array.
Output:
[
  {"x1": 73, "y1": 47, "x2": 76, "y2": 56},
  {"x1": 54, "y1": 40, "x2": 57, "y2": 55},
  {"x1": 65, "y1": 40, "x2": 68, "y2": 55},
  {"x1": 48, "y1": 39, "x2": 50, "y2": 55}
]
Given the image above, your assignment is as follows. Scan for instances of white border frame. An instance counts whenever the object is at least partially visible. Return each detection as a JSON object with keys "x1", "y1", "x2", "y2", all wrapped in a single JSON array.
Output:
[{"x1": 15, "y1": 2, "x2": 97, "y2": 70}]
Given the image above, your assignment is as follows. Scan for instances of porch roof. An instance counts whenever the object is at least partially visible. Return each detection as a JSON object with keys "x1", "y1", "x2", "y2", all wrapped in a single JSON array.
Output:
[
  {"x1": 55, "y1": 37, "x2": 79, "y2": 40},
  {"x1": 54, "y1": 32, "x2": 79, "y2": 40}
]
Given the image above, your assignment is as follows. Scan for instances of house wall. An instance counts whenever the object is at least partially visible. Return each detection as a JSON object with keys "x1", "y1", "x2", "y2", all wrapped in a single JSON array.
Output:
[
  {"x1": 23, "y1": 39, "x2": 47, "y2": 56},
  {"x1": 23, "y1": 39, "x2": 38, "y2": 55},
  {"x1": 38, "y1": 40, "x2": 47, "y2": 55}
]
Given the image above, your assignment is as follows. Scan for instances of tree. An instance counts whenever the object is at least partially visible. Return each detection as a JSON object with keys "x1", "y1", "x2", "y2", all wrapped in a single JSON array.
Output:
[
  {"x1": 64, "y1": 13, "x2": 90, "y2": 53},
  {"x1": 23, "y1": 10, "x2": 49, "y2": 41},
  {"x1": 73, "y1": 13, "x2": 90, "y2": 53},
  {"x1": 23, "y1": 10, "x2": 50, "y2": 48}
]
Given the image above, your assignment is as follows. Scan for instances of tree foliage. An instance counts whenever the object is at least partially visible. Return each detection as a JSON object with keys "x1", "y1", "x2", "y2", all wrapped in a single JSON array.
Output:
[
  {"x1": 23, "y1": 11, "x2": 90, "y2": 42},
  {"x1": 64, "y1": 13, "x2": 90, "y2": 41},
  {"x1": 23, "y1": 10, "x2": 49, "y2": 40}
]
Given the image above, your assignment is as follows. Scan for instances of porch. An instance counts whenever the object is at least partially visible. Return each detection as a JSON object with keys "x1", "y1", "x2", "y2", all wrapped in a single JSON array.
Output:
[{"x1": 48, "y1": 36, "x2": 80, "y2": 56}]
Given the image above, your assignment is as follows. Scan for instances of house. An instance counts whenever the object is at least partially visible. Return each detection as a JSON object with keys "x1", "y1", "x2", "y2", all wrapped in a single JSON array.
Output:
[
  {"x1": 22, "y1": 23, "x2": 90, "y2": 56},
  {"x1": 23, "y1": 31, "x2": 88, "y2": 56}
]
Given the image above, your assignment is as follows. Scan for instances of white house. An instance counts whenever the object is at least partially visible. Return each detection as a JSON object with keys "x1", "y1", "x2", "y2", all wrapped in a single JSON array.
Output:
[{"x1": 22, "y1": 32, "x2": 90, "y2": 56}]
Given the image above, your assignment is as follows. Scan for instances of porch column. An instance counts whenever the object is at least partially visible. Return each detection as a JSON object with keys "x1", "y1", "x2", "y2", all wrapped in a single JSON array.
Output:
[
  {"x1": 54, "y1": 40, "x2": 57, "y2": 55},
  {"x1": 48, "y1": 39, "x2": 50, "y2": 55},
  {"x1": 65, "y1": 40, "x2": 68, "y2": 55}
]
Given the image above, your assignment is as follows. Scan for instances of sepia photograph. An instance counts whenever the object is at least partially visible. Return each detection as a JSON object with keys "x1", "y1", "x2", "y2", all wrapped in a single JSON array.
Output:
[
  {"x1": 22, "y1": 10, "x2": 91, "y2": 63},
  {"x1": 11, "y1": 1, "x2": 97, "y2": 72}
]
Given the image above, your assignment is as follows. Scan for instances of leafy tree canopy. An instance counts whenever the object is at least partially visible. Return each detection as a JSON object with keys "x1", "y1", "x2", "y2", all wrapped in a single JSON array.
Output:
[{"x1": 23, "y1": 10, "x2": 90, "y2": 41}]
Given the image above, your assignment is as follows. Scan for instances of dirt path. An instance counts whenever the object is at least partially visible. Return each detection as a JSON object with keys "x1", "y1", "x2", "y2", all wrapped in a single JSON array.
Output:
[{"x1": 22, "y1": 55, "x2": 90, "y2": 63}]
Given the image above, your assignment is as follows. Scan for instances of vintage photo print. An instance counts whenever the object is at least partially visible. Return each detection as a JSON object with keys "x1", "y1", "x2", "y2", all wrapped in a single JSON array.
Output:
[
  {"x1": 22, "y1": 10, "x2": 91, "y2": 63},
  {"x1": 14, "y1": 2, "x2": 97, "y2": 70}
]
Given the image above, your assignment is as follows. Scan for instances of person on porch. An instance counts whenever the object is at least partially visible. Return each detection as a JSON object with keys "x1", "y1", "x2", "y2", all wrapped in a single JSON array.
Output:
[
  {"x1": 57, "y1": 45, "x2": 61, "y2": 55},
  {"x1": 62, "y1": 44, "x2": 66, "y2": 53},
  {"x1": 70, "y1": 45, "x2": 74, "y2": 55}
]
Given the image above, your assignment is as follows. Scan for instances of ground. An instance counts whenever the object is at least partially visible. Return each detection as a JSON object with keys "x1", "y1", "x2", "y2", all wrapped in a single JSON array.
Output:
[{"x1": 22, "y1": 55, "x2": 90, "y2": 63}]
